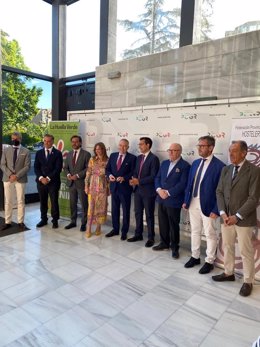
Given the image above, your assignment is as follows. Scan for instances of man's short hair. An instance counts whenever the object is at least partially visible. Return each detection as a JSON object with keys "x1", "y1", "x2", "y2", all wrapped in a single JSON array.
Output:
[
  {"x1": 71, "y1": 135, "x2": 82, "y2": 143},
  {"x1": 120, "y1": 138, "x2": 129, "y2": 146},
  {"x1": 232, "y1": 140, "x2": 248, "y2": 152},
  {"x1": 198, "y1": 135, "x2": 215, "y2": 147},
  {"x1": 44, "y1": 134, "x2": 54, "y2": 141},
  {"x1": 140, "y1": 137, "x2": 153, "y2": 149},
  {"x1": 12, "y1": 131, "x2": 22, "y2": 140}
]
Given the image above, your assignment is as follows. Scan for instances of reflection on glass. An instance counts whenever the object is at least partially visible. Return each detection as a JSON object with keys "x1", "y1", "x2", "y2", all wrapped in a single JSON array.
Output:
[
  {"x1": 193, "y1": 0, "x2": 260, "y2": 44},
  {"x1": 117, "y1": 0, "x2": 181, "y2": 61}
]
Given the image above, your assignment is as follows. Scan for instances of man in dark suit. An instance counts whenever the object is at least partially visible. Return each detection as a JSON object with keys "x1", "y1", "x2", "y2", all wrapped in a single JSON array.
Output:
[
  {"x1": 0, "y1": 132, "x2": 31, "y2": 230},
  {"x1": 105, "y1": 139, "x2": 136, "y2": 240},
  {"x1": 183, "y1": 135, "x2": 225, "y2": 274},
  {"x1": 153, "y1": 143, "x2": 190, "y2": 258},
  {"x1": 213, "y1": 140, "x2": 260, "y2": 297},
  {"x1": 63, "y1": 135, "x2": 91, "y2": 232},
  {"x1": 128, "y1": 137, "x2": 160, "y2": 247},
  {"x1": 34, "y1": 134, "x2": 63, "y2": 229}
]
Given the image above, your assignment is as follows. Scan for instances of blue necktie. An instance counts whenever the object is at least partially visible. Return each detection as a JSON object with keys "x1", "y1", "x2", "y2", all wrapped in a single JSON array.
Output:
[{"x1": 193, "y1": 159, "x2": 207, "y2": 197}]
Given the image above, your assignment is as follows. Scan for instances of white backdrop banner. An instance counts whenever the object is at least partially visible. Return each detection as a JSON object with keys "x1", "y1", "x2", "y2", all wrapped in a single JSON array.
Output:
[{"x1": 68, "y1": 101, "x2": 260, "y2": 278}]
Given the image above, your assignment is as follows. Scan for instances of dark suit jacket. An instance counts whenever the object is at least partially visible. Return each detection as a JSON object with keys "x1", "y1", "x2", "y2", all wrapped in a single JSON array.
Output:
[
  {"x1": 133, "y1": 152, "x2": 160, "y2": 198},
  {"x1": 106, "y1": 152, "x2": 136, "y2": 195},
  {"x1": 155, "y1": 157, "x2": 190, "y2": 208},
  {"x1": 216, "y1": 160, "x2": 260, "y2": 226},
  {"x1": 184, "y1": 156, "x2": 225, "y2": 216},
  {"x1": 34, "y1": 147, "x2": 63, "y2": 185},
  {"x1": 64, "y1": 149, "x2": 91, "y2": 188}
]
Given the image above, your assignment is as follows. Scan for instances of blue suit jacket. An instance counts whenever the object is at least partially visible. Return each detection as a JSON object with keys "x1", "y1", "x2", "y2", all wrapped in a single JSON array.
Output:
[
  {"x1": 106, "y1": 152, "x2": 136, "y2": 195},
  {"x1": 184, "y1": 156, "x2": 225, "y2": 216},
  {"x1": 133, "y1": 152, "x2": 160, "y2": 198},
  {"x1": 155, "y1": 157, "x2": 190, "y2": 208}
]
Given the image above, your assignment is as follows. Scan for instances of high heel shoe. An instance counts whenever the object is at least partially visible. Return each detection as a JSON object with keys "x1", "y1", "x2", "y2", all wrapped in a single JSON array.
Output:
[
  {"x1": 95, "y1": 227, "x2": 101, "y2": 236},
  {"x1": 85, "y1": 231, "x2": 92, "y2": 238}
]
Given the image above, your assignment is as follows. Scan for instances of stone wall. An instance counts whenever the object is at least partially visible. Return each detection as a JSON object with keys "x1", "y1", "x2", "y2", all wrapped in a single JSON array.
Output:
[{"x1": 95, "y1": 30, "x2": 260, "y2": 109}]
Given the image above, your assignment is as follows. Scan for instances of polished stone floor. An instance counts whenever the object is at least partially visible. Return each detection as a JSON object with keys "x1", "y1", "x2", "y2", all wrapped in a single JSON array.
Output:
[{"x1": 0, "y1": 204, "x2": 259, "y2": 347}]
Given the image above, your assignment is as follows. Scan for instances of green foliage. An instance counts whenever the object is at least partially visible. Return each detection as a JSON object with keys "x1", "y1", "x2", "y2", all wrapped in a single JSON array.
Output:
[
  {"x1": 118, "y1": 0, "x2": 215, "y2": 60},
  {"x1": 1, "y1": 30, "x2": 46, "y2": 142}
]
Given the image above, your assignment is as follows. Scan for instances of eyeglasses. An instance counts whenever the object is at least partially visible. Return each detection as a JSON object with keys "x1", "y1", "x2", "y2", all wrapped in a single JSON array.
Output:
[
  {"x1": 196, "y1": 145, "x2": 210, "y2": 148},
  {"x1": 167, "y1": 149, "x2": 181, "y2": 152}
]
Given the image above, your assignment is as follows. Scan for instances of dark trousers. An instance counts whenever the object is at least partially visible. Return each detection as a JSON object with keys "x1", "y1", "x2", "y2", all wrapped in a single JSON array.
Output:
[
  {"x1": 158, "y1": 203, "x2": 181, "y2": 251},
  {"x1": 111, "y1": 191, "x2": 131, "y2": 236},
  {"x1": 37, "y1": 182, "x2": 60, "y2": 222},
  {"x1": 134, "y1": 191, "x2": 156, "y2": 240},
  {"x1": 69, "y1": 184, "x2": 88, "y2": 225}
]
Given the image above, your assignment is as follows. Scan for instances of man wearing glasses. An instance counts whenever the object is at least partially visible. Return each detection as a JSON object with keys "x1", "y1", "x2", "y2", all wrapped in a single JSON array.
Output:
[
  {"x1": 183, "y1": 136, "x2": 225, "y2": 274},
  {"x1": 153, "y1": 143, "x2": 190, "y2": 258}
]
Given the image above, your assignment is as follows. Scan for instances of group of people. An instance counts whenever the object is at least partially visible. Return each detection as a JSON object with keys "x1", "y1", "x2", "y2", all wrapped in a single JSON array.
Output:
[{"x1": 1, "y1": 132, "x2": 260, "y2": 297}]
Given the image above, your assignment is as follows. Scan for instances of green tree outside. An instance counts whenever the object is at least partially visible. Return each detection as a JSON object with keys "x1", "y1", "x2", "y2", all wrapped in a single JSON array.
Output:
[{"x1": 1, "y1": 30, "x2": 45, "y2": 145}]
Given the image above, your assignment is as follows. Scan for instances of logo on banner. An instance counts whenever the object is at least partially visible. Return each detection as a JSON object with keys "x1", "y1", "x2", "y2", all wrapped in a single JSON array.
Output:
[
  {"x1": 208, "y1": 131, "x2": 226, "y2": 139},
  {"x1": 185, "y1": 150, "x2": 195, "y2": 157},
  {"x1": 248, "y1": 143, "x2": 260, "y2": 167},
  {"x1": 87, "y1": 131, "x2": 96, "y2": 137},
  {"x1": 117, "y1": 132, "x2": 128, "y2": 137},
  {"x1": 136, "y1": 115, "x2": 149, "y2": 121},
  {"x1": 240, "y1": 111, "x2": 260, "y2": 117},
  {"x1": 102, "y1": 116, "x2": 111, "y2": 123},
  {"x1": 156, "y1": 132, "x2": 171, "y2": 138},
  {"x1": 181, "y1": 113, "x2": 197, "y2": 120}
]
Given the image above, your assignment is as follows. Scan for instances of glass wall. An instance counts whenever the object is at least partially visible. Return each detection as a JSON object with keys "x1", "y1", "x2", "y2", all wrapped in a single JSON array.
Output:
[
  {"x1": 2, "y1": 71, "x2": 52, "y2": 194},
  {"x1": 66, "y1": 0, "x2": 100, "y2": 76},
  {"x1": 0, "y1": 0, "x2": 52, "y2": 75},
  {"x1": 117, "y1": 0, "x2": 181, "y2": 61},
  {"x1": 193, "y1": 0, "x2": 260, "y2": 44}
]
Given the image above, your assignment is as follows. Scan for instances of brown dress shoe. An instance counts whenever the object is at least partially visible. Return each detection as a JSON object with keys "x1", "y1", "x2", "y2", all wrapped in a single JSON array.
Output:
[{"x1": 239, "y1": 283, "x2": 253, "y2": 297}]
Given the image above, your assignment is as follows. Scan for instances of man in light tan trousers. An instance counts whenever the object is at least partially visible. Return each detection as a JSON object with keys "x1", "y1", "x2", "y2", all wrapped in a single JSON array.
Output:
[{"x1": 212, "y1": 140, "x2": 260, "y2": 297}]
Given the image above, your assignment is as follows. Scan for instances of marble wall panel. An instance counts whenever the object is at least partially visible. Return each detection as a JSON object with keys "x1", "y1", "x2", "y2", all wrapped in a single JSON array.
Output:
[
  {"x1": 160, "y1": 63, "x2": 184, "y2": 85},
  {"x1": 183, "y1": 59, "x2": 206, "y2": 82},
  {"x1": 135, "y1": 86, "x2": 160, "y2": 106},
  {"x1": 241, "y1": 71, "x2": 260, "y2": 97},
  {"x1": 245, "y1": 30, "x2": 260, "y2": 49},
  {"x1": 159, "y1": 82, "x2": 184, "y2": 104}
]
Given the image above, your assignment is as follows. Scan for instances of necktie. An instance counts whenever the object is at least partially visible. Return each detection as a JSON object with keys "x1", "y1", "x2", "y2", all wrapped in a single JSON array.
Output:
[
  {"x1": 193, "y1": 159, "x2": 207, "y2": 197},
  {"x1": 13, "y1": 148, "x2": 18, "y2": 169},
  {"x1": 72, "y1": 151, "x2": 77, "y2": 167},
  {"x1": 138, "y1": 155, "x2": 145, "y2": 178},
  {"x1": 117, "y1": 154, "x2": 123, "y2": 171},
  {"x1": 46, "y1": 149, "x2": 50, "y2": 160},
  {"x1": 232, "y1": 165, "x2": 239, "y2": 181}
]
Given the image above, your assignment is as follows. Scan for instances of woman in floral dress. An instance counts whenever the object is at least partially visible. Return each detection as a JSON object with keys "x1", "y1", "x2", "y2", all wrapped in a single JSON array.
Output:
[{"x1": 84, "y1": 142, "x2": 109, "y2": 237}]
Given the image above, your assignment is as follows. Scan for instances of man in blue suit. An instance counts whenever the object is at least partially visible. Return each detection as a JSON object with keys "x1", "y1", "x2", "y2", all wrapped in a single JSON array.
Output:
[
  {"x1": 128, "y1": 137, "x2": 160, "y2": 247},
  {"x1": 183, "y1": 135, "x2": 225, "y2": 274},
  {"x1": 105, "y1": 139, "x2": 136, "y2": 240},
  {"x1": 34, "y1": 134, "x2": 63, "y2": 229},
  {"x1": 153, "y1": 143, "x2": 190, "y2": 258}
]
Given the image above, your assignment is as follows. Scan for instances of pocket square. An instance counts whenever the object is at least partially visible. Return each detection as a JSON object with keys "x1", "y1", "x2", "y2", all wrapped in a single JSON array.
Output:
[{"x1": 175, "y1": 168, "x2": 180, "y2": 173}]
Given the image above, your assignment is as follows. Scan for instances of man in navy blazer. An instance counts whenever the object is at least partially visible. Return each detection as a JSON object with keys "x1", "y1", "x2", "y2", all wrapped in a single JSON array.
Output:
[
  {"x1": 183, "y1": 135, "x2": 225, "y2": 274},
  {"x1": 153, "y1": 143, "x2": 190, "y2": 258},
  {"x1": 128, "y1": 137, "x2": 160, "y2": 247},
  {"x1": 34, "y1": 134, "x2": 63, "y2": 229},
  {"x1": 105, "y1": 139, "x2": 136, "y2": 240}
]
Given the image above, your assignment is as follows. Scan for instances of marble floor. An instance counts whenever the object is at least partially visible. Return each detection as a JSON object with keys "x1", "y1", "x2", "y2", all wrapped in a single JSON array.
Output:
[{"x1": 0, "y1": 204, "x2": 259, "y2": 347}]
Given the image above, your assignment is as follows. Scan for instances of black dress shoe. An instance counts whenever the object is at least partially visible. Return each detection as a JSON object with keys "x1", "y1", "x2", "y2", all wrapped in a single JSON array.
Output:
[
  {"x1": 184, "y1": 257, "x2": 201, "y2": 268},
  {"x1": 239, "y1": 283, "x2": 253, "y2": 297},
  {"x1": 212, "y1": 273, "x2": 235, "y2": 282},
  {"x1": 121, "y1": 234, "x2": 127, "y2": 241},
  {"x1": 105, "y1": 230, "x2": 119, "y2": 238},
  {"x1": 0, "y1": 223, "x2": 12, "y2": 231},
  {"x1": 18, "y1": 223, "x2": 26, "y2": 230},
  {"x1": 145, "y1": 239, "x2": 155, "y2": 248},
  {"x1": 172, "y1": 250, "x2": 179, "y2": 259},
  {"x1": 127, "y1": 235, "x2": 143, "y2": 242},
  {"x1": 36, "y1": 220, "x2": 48, "y2": 228},
  {"x1": 52, "y1": 221, "x2": 59, "y2": 229},
  {"x1": 152, "y1": 243, "x2": 169, "y2": 251},
  {"x1": 65, "y1": 222, "x2": 76, "y2": 230},
  {"x1": 80, "y1": 224, "x2": 86, "y2": 232},
  {"x1": 199, "y1": 262, "x2": 214, "y2": 274}
]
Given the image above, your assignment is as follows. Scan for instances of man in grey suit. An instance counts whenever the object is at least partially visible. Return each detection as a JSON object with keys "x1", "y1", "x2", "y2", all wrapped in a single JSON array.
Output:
[
  {"x1": 63, "y1": 135, "x2": 91, "y2": 231},
  {"x1": 212, "y1": 140, "x2": 260, "y2": 297},
  {"x1": 0, "y1": 132, "x2": 31, "y2": 230}
]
